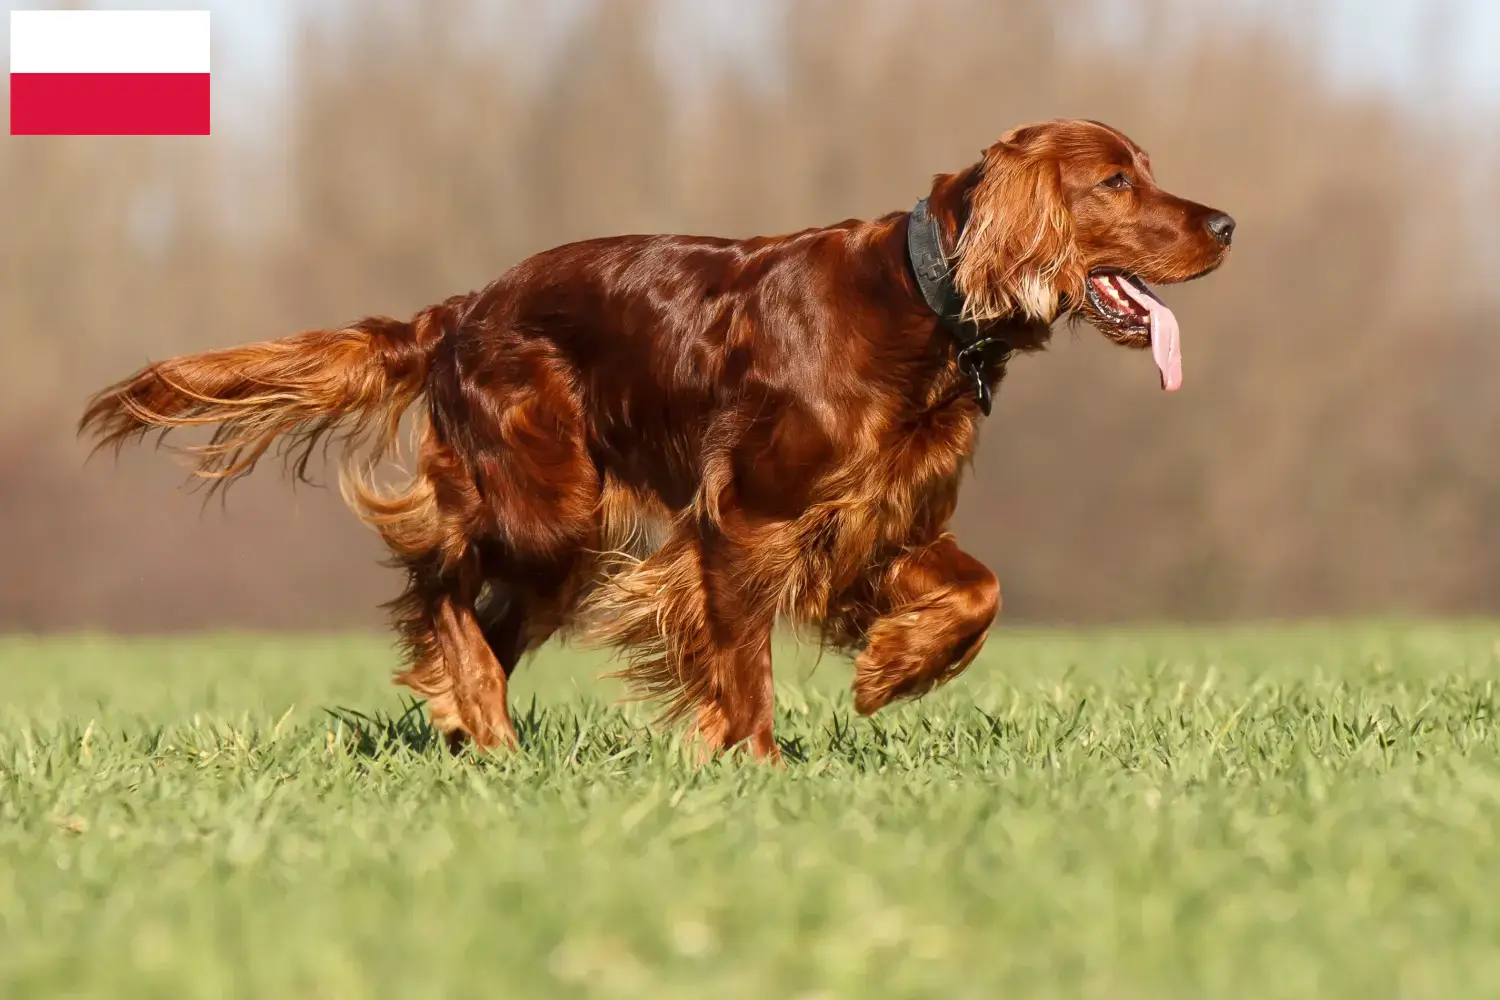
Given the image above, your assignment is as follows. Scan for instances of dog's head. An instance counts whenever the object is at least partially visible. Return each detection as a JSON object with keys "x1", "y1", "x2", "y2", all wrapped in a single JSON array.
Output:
[{"x1": 950, "y1": 119, "x2": 1233, "y2": 391}]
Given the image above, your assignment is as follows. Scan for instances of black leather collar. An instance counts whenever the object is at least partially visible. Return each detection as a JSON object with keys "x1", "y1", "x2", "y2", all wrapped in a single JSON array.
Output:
[{"x1": 906, "y1": 197, "x2": 1012, "y2": 415}]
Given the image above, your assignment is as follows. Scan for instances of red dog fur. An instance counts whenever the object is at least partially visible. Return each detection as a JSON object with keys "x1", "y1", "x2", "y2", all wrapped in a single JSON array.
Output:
[{"x1": 81, "y1": 120, "x2": 1232, "y2": 760}]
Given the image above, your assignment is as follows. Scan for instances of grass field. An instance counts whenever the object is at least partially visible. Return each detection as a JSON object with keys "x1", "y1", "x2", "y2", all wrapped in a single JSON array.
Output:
[{"x1": 4, "y1": 625, "x2": 1500, "y2": 999}]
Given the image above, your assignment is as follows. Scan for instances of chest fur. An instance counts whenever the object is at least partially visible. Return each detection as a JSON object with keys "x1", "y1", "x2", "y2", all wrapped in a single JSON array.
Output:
[{"x1": 756, "y1": 390, "x2": 982, "y2": 620}]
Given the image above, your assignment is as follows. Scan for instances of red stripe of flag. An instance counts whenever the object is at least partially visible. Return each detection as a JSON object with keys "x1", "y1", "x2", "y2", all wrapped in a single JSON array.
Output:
[{"x1": 10, "y1": 73, "x2": 210, "y2": 136}]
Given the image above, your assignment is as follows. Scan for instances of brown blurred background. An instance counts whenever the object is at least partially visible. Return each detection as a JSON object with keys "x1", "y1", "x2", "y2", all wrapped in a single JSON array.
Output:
[{"x1": 2, "y1": 0, "x2": 1498, "y2": 631}]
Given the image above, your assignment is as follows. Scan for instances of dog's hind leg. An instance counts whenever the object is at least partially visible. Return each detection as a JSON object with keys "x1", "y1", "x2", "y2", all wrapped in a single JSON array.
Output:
[
  {"x1": 375, "y1": 353, "x2": 602, "y2": 751},
  {"x1": 391, "y1": 544, "x2": 594, "y2": 756},
  {"x1": 388, "y1": 551, "x2": 519, "y2": 752},
  {"x1": 351, "y1": 428, "x2": 529, "y2": 752}
]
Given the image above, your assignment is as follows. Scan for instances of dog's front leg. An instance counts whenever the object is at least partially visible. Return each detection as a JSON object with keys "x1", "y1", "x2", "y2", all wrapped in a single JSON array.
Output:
[
  {"x1": 688, "y1": 533, "x2": 781, "y2": 764},
  {"x1": 688, "y1": 627, "x2": 778, "y2": 764},
  {"x1": 850, "y1": 535, "x2": 1000, "y2": 715},
  {"x1": 596, "y1": 526, "x2": 782, "y2": 764}
]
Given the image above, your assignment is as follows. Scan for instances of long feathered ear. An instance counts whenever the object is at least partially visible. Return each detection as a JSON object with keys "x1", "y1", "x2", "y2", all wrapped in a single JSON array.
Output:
[{"x1": 952, "y1": 135, "x2": 1081, "y2": 324}]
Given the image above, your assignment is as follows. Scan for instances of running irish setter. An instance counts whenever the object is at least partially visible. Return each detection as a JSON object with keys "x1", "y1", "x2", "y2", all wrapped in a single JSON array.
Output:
[{"x1": 82, "y1": 119, "x2": 1233, "y2": 760}]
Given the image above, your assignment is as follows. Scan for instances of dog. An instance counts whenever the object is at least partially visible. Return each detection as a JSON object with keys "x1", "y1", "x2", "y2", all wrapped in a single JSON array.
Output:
[{"x1": 80, "y1": 119, "x2": 1233, "y2": 761}]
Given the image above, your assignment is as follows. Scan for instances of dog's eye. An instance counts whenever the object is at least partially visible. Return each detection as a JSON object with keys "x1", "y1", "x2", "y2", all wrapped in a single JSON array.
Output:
[{"x1": 1101, "y1": 172, "x2": 1132, "y2": 190}]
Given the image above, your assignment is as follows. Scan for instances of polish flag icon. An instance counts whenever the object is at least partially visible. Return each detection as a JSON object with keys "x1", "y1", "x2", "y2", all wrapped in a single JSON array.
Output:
[{"x1": 10, "y1": 10, "x2": 210, "y2": 136}]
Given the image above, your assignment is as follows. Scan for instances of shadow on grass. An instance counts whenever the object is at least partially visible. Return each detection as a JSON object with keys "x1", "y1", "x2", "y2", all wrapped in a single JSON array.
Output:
[
  {"x1": 322, "y1": 697, "x2": 664, "y2": 764},
  {"x1": 320, "y1": 695, "x2": 1021, "y2": 772},
  {"x1": 324, "y1": 699, "x2": 444, "y2": 758}
]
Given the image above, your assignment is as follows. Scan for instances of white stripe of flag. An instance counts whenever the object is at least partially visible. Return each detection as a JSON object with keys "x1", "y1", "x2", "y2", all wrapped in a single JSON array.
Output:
[{"x1": 11, "y1": 10, "x2": 210, "y2": 74}]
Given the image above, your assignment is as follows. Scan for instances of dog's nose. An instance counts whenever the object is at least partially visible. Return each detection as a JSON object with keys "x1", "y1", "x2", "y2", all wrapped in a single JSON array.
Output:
[{"x1": 1205, "y1": 212, "x2": 1236, "y2": 246}]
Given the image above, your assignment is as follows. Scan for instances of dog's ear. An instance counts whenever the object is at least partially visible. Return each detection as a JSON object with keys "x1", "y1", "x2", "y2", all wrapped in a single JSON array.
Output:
[{"x1": 953, "y1": 133, "x2": 1081, "y2": 324}]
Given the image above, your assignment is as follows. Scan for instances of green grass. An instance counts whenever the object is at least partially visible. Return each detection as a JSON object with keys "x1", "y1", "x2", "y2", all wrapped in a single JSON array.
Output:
[{"x1": 4, "y1": 624, "x2": 1500, "y2": 999}]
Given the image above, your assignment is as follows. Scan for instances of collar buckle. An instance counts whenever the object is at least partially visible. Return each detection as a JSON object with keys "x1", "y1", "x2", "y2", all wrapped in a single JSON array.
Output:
[{"x1": 955, "y1": 336, "x2": 1012, "y2": 416}]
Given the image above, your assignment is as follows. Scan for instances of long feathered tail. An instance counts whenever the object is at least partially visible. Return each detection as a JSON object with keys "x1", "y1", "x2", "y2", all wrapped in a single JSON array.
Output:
[{"x1": 78, "y1": 296, "x2": 466, "y2": 495}]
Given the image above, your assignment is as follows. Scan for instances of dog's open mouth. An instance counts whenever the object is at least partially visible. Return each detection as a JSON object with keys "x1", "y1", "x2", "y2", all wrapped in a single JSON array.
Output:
[{"x1": 1084, "y1": 269, "x2": 1182, "y2": 392}]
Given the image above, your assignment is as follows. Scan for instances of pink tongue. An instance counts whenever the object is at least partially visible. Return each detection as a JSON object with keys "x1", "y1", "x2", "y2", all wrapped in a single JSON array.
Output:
[{"x1": 1119, "y1": 280, "x2": 1182, "y2": 392}]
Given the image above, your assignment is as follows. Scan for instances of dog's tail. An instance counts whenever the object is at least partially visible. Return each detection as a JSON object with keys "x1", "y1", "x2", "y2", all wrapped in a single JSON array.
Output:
[{"x1": 79, "y1": 295, "x2": 468, "y2": 496}]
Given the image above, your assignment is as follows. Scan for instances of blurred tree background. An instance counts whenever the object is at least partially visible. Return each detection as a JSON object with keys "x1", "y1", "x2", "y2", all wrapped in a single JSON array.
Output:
[{"x1": 2, "y1": 0, "x2": 1497, "y2": 630}]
